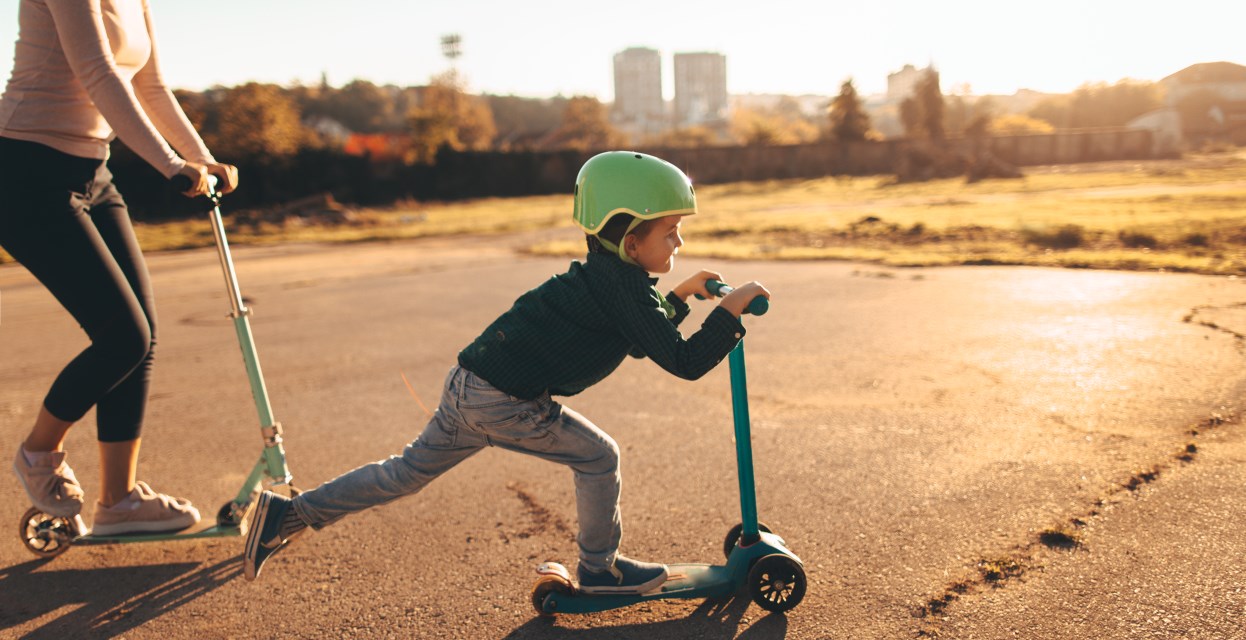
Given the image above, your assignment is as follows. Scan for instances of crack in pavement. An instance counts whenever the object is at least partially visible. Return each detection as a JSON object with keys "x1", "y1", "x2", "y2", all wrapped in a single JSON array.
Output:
[
  {"x1": 912, "y1": 302, "x2": 1246, "y2": 636},
  {"x1": 911, "y1": 408, "x2": 1239, "y2": 638},
  {"x1": 1183, "y1": 302, "x2": 1246, "y2": 345},
  {"x1": 504, "y1": 481, "x2": 575, "y2": 543}
]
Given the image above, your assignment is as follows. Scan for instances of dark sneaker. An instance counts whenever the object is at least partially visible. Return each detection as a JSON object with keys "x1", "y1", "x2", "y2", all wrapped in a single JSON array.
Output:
[
  {"x1": 577, "y1": 555, "x2": 668, "y2": 594},
  {"x1": 243, "y1": 491, "x2": 299, "y2": 580}
]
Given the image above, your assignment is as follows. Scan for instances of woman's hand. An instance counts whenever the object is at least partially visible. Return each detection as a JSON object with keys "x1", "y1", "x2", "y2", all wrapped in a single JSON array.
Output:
[
  {"x1": 719, "y1": 281, "x2": 771, "y2": 318},
  {"x1": 673, "y1": 269, "x2": 724, "y2": 302},
  {"x1": 205, "y1": 162, "x2": 239, "y2": 194},
  {"x1": 176, "y1": 162, "x2": 210, "y2": 197}
]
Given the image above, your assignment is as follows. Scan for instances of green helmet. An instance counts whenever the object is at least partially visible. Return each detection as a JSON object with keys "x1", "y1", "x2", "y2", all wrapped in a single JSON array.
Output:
[{"x1": 572, "y1": 151, "x2": 697, "y2": 238}]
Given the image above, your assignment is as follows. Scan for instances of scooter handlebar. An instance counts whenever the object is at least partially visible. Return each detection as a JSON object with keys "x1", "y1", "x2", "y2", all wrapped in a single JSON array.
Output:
[
  {"x1": 703, "y1": 279, "x2": 769, "y2": 316},
  {"x1": 171, "y1": 173, "x2": 220, "y2": 197}
]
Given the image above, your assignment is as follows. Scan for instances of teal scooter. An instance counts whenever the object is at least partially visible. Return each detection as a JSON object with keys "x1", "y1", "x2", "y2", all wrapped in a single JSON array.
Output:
[
  {"x1": 531, "y1": 281, "x2": 806, "y2": 615},
  {"x1": 18, "y1": 178, "x2": 297, "y2": 558}
]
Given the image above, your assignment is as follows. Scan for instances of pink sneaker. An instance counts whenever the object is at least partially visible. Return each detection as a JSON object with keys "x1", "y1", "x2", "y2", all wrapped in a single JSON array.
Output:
[
  {"x1": 13, "y1": 446, "x2": 85, "y2": 517},
  {"x1": 92, "y1": 481, "x2": 201, "y2": 535}
]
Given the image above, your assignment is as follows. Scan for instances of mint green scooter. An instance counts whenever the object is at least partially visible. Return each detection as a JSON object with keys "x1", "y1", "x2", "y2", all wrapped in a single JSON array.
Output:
[
  {"x1": 531, "y1": 281, "x2": 806, "y2": 615},
  {"x1": 18, "y1": 179, "x2": 297, "y2": 558}
]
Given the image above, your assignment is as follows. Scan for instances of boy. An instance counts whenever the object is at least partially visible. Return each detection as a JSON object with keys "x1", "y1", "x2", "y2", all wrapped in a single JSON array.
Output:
[{"x1": 243, "y1": 151, "x2": 770, "y2": 594}]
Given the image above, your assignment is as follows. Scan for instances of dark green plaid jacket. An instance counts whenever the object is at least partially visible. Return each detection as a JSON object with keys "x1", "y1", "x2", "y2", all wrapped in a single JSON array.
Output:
[{"x1": 458, "y1": 252, "x2": 744, "y2": 399}]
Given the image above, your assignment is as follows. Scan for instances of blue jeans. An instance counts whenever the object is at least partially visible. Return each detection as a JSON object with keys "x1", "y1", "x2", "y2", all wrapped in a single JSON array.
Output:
[{"x1": 292, "y1": 365, "x2": 623, "y2": 572}]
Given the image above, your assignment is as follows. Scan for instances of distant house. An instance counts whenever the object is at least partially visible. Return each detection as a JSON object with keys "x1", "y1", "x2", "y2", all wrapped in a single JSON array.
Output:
[
  {"x1": 1161, "y1": 61, "x2": 1246, "y2": 104},
  {"x1": 304, "y1": 115, "x2": 352, "y2": 147},
  {"x1": 1128, "y1": 61, "x2": 1246, "y2": 153},
  {"x1": 343, "y1": 132, "x2": 412, "y2": 162}
]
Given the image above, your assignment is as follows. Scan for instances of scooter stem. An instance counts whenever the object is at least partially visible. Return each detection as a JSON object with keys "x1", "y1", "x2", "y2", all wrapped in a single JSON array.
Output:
[
  {"x1": 205, "y1": 190, "x2": 292, "y2": 488},
  {"x1": 728, "y1": 340, "x2": 761, "y2": 545}
]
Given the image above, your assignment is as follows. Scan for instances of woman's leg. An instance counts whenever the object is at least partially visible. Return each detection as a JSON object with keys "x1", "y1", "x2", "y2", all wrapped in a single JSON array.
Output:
[
  {"x1": 0, "y1": 141, "x2": 148, "y2": 516},
  {"x1": 98, "y1": 439, "x2": 141, "y2": 507},
  {"x1": 1, "y1": 192, "x2": 153, "y2": 435},
  {"x1": 74, "y1": 166, "x2": 199, "y2": 533},
  {"x1": 23, "y1": 406, "x2": 73, "y2": 453},
  {"x1": 85, "y1": 169, "x2": 158, "y2": 505}
]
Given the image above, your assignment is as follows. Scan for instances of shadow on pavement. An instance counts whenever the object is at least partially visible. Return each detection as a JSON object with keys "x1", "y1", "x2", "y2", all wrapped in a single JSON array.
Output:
[
  {"x1": 503, "y1": 593, "x2": 790, "y2": 639},
  {"x1": 0, "y1": 556, "x2": 238, "y2": 639}
]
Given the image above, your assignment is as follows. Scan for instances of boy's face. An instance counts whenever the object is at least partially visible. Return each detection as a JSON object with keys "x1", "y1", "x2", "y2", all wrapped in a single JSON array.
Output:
[{"x1": 625, "y1": 215, "x2": 685, "y2": 274}]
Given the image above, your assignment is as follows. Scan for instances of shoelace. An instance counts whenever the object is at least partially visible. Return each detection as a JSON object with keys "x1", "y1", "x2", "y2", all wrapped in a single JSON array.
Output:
[
  {"x1": 37, "y1": 455, "x2": 85, "y2": 502},
  {"x1": 127, "y1": 481, "x2": 193, "y2": 512},
  {"x1": 53, "y1": 474, "x2": 85, "y2": 501}
]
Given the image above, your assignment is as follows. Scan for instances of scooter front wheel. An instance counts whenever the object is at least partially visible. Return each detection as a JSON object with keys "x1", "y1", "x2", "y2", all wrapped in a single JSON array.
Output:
[
  {"x1": 531, "y1": 575, "x2": 573, "y2": 616},
  {"x1": 18, "y1": 507, "x2": 75, "y2": 558},
  {"x1": 748, "y1": 554, "x2": 806, "y2": 613},
  {"x1": 722, "y1": 521, "x2": 772, "y2": 559}
]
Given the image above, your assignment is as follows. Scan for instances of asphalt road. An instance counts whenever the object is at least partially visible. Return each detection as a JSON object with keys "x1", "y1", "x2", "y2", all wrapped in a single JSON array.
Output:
[{"x1": 2, "y1": 234, "x2": 1244, "y2": 639}]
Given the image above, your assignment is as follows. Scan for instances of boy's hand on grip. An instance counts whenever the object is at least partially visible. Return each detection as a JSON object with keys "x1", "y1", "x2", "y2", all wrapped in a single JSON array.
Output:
[
  {"x1": 720, "y1": 281, "x2": 771, "y2": 318},
  {"x1": 674, "y1": 269, "x2": 724, "y2": 302}
]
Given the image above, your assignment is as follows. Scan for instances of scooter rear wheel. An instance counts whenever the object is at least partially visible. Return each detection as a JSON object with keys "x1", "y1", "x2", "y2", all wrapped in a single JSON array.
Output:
[
  {"x1": 531, "y1": 575, "x2": 573, "y2": 616},
  {"x1": 748, "y1": 554, "x2": 806, "y2": 613},
  {"x1": 722, "y1": 521, "x2": 772, "y2": 559},
  {"x1": 19, "y1": 507, "x2": 74, "y2": 558}
]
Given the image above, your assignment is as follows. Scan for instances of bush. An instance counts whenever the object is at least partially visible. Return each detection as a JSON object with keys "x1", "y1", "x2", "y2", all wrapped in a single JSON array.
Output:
[
  {"x1": 1183, "y1": 232, "x2": 1210, "y2": 247},
  {"x1": 1023, "y1": 224, "x2": 1085, "y2": 249},
  {"x1": 1119, "y1": 230, "x2": 1158, "y2": 248},
  {"x1": 989, "y1": 114, "x2": 1055, "y2": 135}
]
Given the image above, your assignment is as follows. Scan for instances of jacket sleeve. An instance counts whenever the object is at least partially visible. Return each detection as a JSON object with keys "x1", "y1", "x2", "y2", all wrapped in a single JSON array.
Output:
[
  {"x1": 628, "y1": 292, "x2": 692, "y2": 358},
  {"x1": 46, "y1": 0, "x2": 185, "y2": 177},
  {"x1": 131, "y1": 0, "x2": 215, "y2": 165},
  {"x1": 614, "y1": 284, "x2": 744, "y2": 380},
  {"x1": 666, "y1": 291, "x2": 691, "y2": 327}
]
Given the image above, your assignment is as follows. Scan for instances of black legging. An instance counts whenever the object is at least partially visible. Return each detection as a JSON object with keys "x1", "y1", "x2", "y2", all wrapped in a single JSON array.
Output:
[{"x1": 0, "y1": 137, "x2": 156, "y2": 442}]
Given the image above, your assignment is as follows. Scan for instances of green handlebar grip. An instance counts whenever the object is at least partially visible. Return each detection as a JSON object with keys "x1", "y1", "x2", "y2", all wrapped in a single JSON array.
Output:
[{"x1": 704, "y1": 279, "x2": 769, "y2": 316}]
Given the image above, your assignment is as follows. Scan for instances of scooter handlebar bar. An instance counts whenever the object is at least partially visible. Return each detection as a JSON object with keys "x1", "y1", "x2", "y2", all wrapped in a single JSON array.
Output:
[
  {"x1": 703, "y1": 279, "x2": 769, "y2": 316},
  {"x1": 171, "y1": 173, "x2": 220, "y2": 197}
]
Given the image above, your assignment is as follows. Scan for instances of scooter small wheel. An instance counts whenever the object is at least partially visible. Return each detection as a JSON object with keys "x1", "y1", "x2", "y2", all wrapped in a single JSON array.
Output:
[
  {"x1": 18, "y1": 507, "x2": 75, "y2": 559},
  {"x1": 216, "y1": 501, "x2": 243, "y2": 527},
  {"x1": 748, "y1": 554, "x2": 806, "y2": 613},
  {"x1": 531, "y1": 575, "x2": 573, "y2": 616},
  {"x1": 723, "y1": 521, "x2": 773, "y2": 559}
]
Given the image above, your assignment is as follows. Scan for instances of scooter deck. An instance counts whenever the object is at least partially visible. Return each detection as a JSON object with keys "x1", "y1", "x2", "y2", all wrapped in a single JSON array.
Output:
[
  {"x1": 534, "y1": 532, "x2": 801, "y2": 615},
  {"x1": 539, "y1": 562, "x2": 737, "y2": 614},
  {"x1": 71, "y1": 524, "x2": 243, "y2": 545}
]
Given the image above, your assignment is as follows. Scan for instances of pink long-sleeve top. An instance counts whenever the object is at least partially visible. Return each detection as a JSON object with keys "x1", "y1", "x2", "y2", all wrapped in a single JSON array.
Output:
[{"x1": 0, "y1": 0, "x2": 214, "y2": 178}]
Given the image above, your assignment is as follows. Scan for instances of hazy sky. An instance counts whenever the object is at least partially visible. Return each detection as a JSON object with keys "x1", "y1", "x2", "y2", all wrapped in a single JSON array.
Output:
[{"x1": 0, "y1": 1, "x2": 1241, "y2": 99}]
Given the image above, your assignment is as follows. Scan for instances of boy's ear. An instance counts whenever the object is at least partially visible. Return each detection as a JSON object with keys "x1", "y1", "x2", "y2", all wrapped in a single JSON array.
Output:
[{"x1": 623, "y1": 234, "x2": 638, "y2": 257}]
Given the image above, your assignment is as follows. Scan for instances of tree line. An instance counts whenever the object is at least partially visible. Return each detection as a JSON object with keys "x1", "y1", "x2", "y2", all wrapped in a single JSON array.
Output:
[
  {"x1": 110, "y1": 70, "x2": 1172, "y2": 216},
  {"x1": 164, "y1": 70, "x2": 1170, "y2": 164}
]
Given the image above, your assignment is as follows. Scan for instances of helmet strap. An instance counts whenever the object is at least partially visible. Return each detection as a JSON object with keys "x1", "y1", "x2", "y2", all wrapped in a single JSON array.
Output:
[{"x1": 595, "y1": 216, "x2": 646, "y2": 267}]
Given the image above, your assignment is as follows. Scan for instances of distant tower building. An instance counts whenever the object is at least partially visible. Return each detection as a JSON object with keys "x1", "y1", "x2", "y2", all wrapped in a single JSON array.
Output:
[
  {"x1": 887, "y1": 63, "x2": 932, "y2": 101},
  {"x1": 612, "y1": 47, "x2": 664, "y2": 126},
  {"x1": 674, "y1": 52, "x2": 727, "y2": 126}
]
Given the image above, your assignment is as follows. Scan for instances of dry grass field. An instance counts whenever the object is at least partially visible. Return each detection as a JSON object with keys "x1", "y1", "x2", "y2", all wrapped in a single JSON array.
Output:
[{"x1": 4, "y1": 148, "x2": 1245, "y2": 275}]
